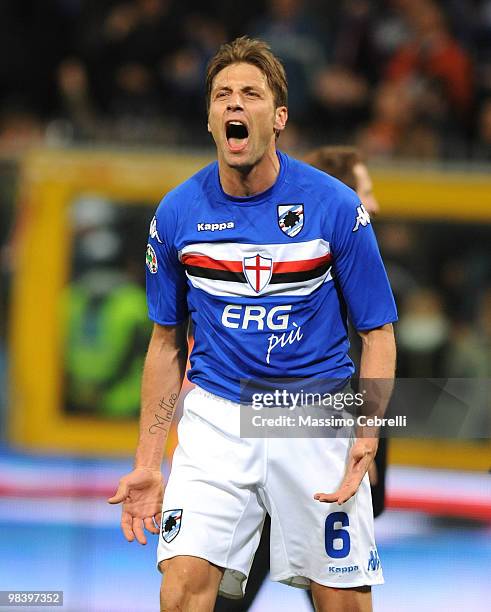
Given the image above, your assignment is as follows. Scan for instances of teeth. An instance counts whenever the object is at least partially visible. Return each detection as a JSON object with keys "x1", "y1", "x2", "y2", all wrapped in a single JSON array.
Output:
[{"x1": 229, "y1": 121, "x2": 244, "y2": 126}]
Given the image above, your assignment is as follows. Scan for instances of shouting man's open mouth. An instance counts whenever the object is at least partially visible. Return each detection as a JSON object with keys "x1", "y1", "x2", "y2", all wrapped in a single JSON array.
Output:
[{"x1": 226, "y1": 120, "x2": 249, "y2": 152}]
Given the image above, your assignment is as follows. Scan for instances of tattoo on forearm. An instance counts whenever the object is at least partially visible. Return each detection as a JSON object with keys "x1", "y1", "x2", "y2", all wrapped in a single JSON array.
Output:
[{"x1": 148, "y1": 393, "x2": 178, "y2": 434}]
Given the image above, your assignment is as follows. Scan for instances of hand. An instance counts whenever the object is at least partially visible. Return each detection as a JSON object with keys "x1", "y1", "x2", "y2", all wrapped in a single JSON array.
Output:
[
  {"x1": 314, "y1": 438, "x2": 378, "y2": 505},
  {"x1": 108, "y1": 468, "x2": 164, "y2": 545}
]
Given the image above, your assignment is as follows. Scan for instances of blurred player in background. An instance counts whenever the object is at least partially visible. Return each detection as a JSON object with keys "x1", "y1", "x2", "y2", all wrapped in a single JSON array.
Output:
[
  {"x1": 214, "y1": 145, "x2": 387, "y2": 612},
  {"x1": 305, "y1": 146, "x2": 387, "y2": 518},
  {"x1": 304, "y1": 147, "x2": 379, "y2": 217},
  {"x1": 109, "y1": 37, "x2": 397, "y2": 612}
]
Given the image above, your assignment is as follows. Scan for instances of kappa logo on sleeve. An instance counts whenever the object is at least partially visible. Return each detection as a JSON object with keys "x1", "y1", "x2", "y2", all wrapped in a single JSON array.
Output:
[
  {"x1": 146, "y1": 244, "x2": 158, "y2": 273},
  {"x1": 352, "y1": 204, "x2": 371, "y2": 232},
  {"x1": 149, "y1": 216, "x2": 163, "y2": 243},
  {"x1": 162, "y1": 509, "x2": 183, "y2": 543}
]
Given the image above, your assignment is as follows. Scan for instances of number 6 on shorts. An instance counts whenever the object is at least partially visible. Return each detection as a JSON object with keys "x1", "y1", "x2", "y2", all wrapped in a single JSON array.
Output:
[{"x1": 325, "y1": 511, "x2": 350, "y2": 558}]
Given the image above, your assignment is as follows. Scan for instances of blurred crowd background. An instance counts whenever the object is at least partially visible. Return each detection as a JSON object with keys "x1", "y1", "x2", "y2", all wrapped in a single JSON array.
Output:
[{"x1": 0, "y1": 0, "x2": 491, "y2": 158}]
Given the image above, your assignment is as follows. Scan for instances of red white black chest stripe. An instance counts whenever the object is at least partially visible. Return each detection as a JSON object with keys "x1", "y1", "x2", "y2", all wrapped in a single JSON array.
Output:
[{"x1": 179, "y1": 239, "x2": 333, "y2": 297}]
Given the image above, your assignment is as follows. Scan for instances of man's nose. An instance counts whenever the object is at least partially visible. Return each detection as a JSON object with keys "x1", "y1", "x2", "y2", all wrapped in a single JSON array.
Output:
[{"x1": 227, "y1": 93, "x2": 244, "y2": 111}]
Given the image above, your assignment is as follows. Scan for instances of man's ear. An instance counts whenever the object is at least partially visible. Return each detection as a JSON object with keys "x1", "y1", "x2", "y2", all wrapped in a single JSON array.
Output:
[
  {"x1": 274, "y1": 106, "x2": 288, "y2": 134},
  {"x1": 207, "y1": 121, "x2": 211, "y2": 133}
]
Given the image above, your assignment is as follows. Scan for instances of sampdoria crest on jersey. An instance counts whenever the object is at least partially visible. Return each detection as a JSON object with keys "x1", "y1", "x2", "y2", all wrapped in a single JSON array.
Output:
[
  {"x1": 243, "y1": 254, "x2": 273, "y2": 293},
  {"x1": 352, "y1": 204, "x2": 371, "y2": 232},
  {"x1": 162, "y1": 509, "x2": 182, "y2": 543},
  {"x1": 277, "y1": 204, "x2": 304, "y2": 238},
  {"x1": 146, "y1": 244, "x2": 158, "y2": 274},
  {"x1": 149, "y1": 216, "x2": 163, "y2": 243}
]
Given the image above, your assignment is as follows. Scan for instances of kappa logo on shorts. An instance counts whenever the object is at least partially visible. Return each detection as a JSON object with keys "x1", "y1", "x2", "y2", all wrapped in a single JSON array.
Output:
[
  {"x1": 329, "y1": 565, "x2": 359, "y2": 574},
  {"x1": 162, "y1": 509, "x2": 183, "y2": 543},
  {"x1": 367, "y1": 548, "x2": 381, "y2": 571}
]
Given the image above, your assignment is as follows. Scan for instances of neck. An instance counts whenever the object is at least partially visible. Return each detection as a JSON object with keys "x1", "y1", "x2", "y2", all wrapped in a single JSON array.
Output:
[{"x1": 218, "y1": 147, "x2": 280, "y2": 197}]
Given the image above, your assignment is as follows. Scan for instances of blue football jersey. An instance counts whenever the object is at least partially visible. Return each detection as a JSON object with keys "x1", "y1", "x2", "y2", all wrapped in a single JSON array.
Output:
[{"x1": 146, "y1": 151, "x2": 397, "y2": 402}]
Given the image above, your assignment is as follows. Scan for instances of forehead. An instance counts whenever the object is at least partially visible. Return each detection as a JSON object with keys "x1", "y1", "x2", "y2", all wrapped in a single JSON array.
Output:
[{"x1": 212, "y1": 62, "x2": 270, "y2": 92}]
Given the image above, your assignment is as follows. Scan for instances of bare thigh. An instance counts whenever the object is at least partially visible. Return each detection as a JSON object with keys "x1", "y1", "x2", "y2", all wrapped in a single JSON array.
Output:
[
  {"x1": 159, "y1": 556, "x2": 224, "y2": 612},
  {"x1": 311, "y1": 582, "x2": 372, "y2": 612}
]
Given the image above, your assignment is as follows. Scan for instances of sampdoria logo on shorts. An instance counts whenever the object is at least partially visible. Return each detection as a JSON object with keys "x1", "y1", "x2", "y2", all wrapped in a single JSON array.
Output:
[
  {"x1": 162, "y1": 509, "x2": 183, "y2": 543},
  {"x1": 146, "y1": 244, "x2": 158, "y2": 274}
]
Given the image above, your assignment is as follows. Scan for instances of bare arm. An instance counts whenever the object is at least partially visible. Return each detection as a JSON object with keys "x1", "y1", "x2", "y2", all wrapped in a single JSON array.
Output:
[
  {"x1": 314, "y1": 323, "x2": 396, "y2": 505},
  {"x1": 358, "y1": 322, "x2": 396, "y2": 379},
  {"x1": 135, "y1": 321, "x2": 189, "y2": 469},
  {"x1": 108, "y1": 321, "x2": 188, "y2": 543},
  {"x1": 357, "y1": 322, "x2": 396, "y2": 432}
]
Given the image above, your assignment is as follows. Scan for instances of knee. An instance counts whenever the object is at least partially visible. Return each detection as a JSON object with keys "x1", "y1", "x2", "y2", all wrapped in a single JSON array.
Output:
[
  {"x1": 160, "y1": 560, "x2": 191, "y2": 611},
  {"x1": 160, "y1": 558, "x2": 220, "y2": 612}
]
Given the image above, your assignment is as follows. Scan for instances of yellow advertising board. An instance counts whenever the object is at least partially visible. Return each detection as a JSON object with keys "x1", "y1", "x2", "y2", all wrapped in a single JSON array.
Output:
[{"x1": 9, "y1": 148, "x2": 491, "y2": 468}]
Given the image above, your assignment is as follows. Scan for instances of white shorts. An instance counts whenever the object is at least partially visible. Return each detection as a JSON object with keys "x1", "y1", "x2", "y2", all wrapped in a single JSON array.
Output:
[{"x1": 157, "y1": 386, "x2": 384, "y2": 599}]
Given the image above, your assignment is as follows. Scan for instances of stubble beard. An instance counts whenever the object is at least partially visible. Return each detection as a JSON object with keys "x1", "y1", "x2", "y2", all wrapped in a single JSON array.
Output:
[{"x1": 222, "y1": 146, "x2": 259, "y2": 175}]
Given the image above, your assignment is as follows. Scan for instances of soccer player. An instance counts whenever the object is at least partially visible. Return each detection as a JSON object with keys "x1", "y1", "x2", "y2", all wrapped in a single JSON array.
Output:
[
  {"x1": 109, "y1": 37, "x2": 397, "y2": 612},
  {"x1": 214, "y1": 146, "x2": 387, "y2": 612}
]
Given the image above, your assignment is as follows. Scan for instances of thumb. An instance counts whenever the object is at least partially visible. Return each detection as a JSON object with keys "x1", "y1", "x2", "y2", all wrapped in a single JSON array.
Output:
[{"x1": 107, "y1": 481, "x2": 129, "y2": 505}]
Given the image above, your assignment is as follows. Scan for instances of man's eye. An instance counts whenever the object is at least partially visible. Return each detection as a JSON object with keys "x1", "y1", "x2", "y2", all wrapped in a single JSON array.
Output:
[
  {"x1": 216, "y1": 91, "x2": 228, "y2": 99},
  {"x1": 247, "y1": 91, "x2": 259, "y2": 97}
]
